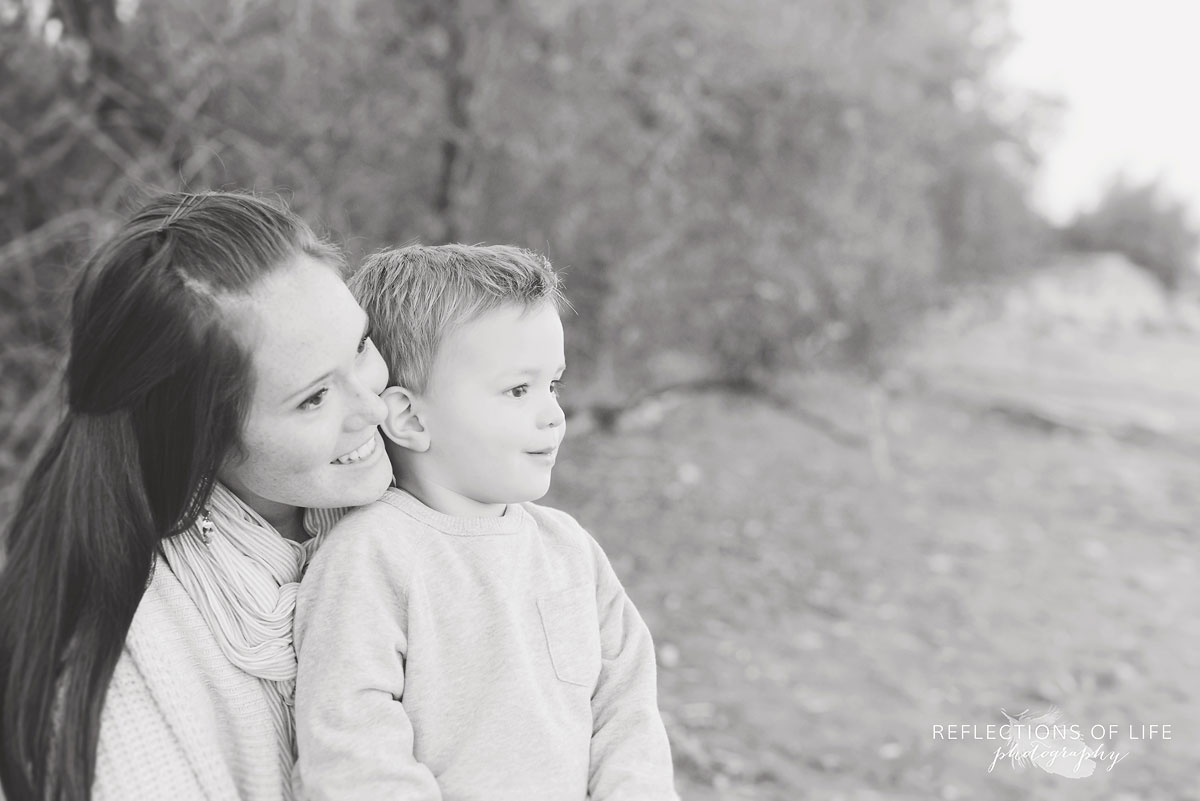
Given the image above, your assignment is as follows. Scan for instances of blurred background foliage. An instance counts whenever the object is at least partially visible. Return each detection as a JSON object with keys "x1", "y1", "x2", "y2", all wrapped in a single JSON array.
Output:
[
  {"x1": 1063, "y1": 176, "x2": 1200, "y2": 292},
  {"x1": 1, "y1": 0, "x2": 1055, "y2": 502},
  {"x1": 7, "y1": 5, "x2": 1200, "y2": 797}
]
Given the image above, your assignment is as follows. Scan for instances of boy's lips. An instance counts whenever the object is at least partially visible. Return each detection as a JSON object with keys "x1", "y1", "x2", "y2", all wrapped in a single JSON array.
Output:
[{"x1": 525, "y1": 446, "x2": 558, "y2": 463}]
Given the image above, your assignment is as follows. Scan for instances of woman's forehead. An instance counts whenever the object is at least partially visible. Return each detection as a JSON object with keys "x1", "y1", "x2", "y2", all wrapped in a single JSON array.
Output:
[{"x1": 227, "y1": 255, "x2": 364, "y2": 400}]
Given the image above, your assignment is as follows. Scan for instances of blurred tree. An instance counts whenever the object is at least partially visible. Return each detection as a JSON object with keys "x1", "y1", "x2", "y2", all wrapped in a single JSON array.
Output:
[
  {"x1": 459, "y1": 0, "x2": 1047, "y2": 386},
  {"x1": 1063, "y1": 176, "x2": 1199, "y2": 291},
  {"x1": 0, "y1": 0, "x2": 1048, "y2": 513}
]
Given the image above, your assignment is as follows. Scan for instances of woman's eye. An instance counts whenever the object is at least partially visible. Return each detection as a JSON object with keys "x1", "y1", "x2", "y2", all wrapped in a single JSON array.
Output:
[
  {"x1": 299, "y1": 388, "x2": 328, "y2": 410},
  {"x1": 506, "y1": 384, "x2": 529, "y2": 399},
  {"x1": 357, "y1": 334, "x2": 372, "y2": 355}
]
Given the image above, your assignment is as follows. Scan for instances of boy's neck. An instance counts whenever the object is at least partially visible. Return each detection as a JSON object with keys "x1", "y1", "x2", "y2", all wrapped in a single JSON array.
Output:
[{"x1": 396, "y1": 473, "x2": 508, "y2": 518}]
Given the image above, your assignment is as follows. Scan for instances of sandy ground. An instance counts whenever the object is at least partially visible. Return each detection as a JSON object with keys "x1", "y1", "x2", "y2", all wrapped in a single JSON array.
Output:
[{"x1": 544, "y1": 313, "x2": 1200, "y2": 800}]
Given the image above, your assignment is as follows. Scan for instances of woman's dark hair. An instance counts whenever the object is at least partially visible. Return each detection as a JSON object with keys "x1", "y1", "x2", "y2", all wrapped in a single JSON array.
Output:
[{"x1": 0, "y1": 191, "x2": 343, "y2": 801}]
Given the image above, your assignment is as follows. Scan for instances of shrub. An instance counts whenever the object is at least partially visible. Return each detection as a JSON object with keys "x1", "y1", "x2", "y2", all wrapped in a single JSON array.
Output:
[{"x1": 1064, "y1": 177, "x2": 1199, "y2": 291}]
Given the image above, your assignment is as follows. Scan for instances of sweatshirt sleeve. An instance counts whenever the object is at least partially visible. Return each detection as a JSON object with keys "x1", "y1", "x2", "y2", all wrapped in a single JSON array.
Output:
[
  {"x1": 293, "y1": 515, "x2": 442, "y2": 801},
  {"x1": 585, "y1": 535, "x2": 679, "y2": 801}
]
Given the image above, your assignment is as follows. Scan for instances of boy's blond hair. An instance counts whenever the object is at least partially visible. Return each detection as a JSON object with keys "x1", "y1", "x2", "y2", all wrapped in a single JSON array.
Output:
[{"x1": 350, "y1": 243, "x2": 566, "y2": 392}]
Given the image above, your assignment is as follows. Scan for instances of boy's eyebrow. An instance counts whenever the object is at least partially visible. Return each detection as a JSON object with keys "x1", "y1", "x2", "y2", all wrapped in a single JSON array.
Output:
[{"x1": 510, "y1": 365, "x2": 566, "y2": 378}]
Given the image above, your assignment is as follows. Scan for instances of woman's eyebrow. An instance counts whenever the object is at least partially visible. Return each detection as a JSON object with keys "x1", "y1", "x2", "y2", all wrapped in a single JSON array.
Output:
[
  {"x1": 281, "y1": 312, "x2": 372, "y2": 405},
  {"x1": 283, "y1": 371, "x2": 334, "y2": 405}
]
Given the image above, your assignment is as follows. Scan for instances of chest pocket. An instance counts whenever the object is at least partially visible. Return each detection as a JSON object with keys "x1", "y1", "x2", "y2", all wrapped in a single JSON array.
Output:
[{"x1": 537, "y1": 585, "x2": 602, "y2": 688}]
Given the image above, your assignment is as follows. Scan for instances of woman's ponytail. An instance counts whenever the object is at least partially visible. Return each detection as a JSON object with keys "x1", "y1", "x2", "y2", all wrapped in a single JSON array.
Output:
[
  {"x1": 0, "y1": 191, "x2": 338, "y2": 801},
  {"x1": 0, "y1": 408, "x2": 160, "y2": 800}
]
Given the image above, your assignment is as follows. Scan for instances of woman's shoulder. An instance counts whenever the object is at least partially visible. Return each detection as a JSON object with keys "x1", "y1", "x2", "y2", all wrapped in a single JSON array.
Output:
[
  {"x1": 97, "y1": 555, "x2": 269, "y2": 799},
  {"x1": 125, "y1": 554, "x2": 238, "y2": 671},
  {"x1": 97, "y1": 556, "x2": 249, "y2": 801},
  {"x1": 122, "y1": 554, "x2": 273, "y2": 701}
]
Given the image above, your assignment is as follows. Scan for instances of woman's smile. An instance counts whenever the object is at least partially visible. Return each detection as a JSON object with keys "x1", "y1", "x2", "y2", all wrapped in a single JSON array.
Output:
[{"x1": 332, "y1": 430, "x2": 382, "y2": 465}]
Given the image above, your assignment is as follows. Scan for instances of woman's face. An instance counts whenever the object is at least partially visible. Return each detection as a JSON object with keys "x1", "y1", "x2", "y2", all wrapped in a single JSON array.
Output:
[{"x1": 217, "y1": 254, "x2": 392, "y2": 530}]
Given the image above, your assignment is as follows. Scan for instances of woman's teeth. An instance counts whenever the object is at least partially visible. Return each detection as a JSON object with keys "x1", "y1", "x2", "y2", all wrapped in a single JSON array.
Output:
[{"x1": 332, "y1": 435, "x2": 377, "y2": 465}]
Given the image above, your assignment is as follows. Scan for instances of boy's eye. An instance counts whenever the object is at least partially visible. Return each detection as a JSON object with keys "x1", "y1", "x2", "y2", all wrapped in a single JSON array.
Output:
[
  {"x1": 506, "y1": 384, "x2": 529, "y2": 399},
  {"x1": 550, "y1": 380, "x2": 564, "y2": 397},
  {"x1": 299, "y1": 388, "x2": 328, "y2": 411},
  {"x1": 357, "y1": 334, "x2": 372, "y2": 355}
]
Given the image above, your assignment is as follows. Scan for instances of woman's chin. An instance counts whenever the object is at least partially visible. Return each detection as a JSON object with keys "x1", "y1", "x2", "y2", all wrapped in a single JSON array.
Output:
[
  {"x1": 322, "y1": 431, "x2": 392, "y2": 506},
  {"x1": 328, "y1": 458, "x2": 393, "y2": 507}
]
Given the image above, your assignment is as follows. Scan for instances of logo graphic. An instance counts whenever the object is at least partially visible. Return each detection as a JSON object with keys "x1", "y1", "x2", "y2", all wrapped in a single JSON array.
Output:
[
  {"x1": 933, "y1": 709, "x2": 1152, "y2": 774},
  {"x1": 994, "y1": 707, "x2": 1099, "y2": 778}
]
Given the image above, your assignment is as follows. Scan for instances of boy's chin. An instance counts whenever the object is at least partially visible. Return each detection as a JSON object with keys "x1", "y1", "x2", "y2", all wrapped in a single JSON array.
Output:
[{"x1": 504, "y1": 481, "x2": 553, "y2": 506}]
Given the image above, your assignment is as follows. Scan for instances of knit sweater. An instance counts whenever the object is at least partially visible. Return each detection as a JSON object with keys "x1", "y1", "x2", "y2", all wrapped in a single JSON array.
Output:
[
  {"x1": 292, "y1": 489, "x2": 678, "y2": 801},
  {"x1": 91, "y1": 553, "x2": 291, "y2": 800},
  {"x1": 76, "y1": 504, "x2": 345, "y2": 801}
]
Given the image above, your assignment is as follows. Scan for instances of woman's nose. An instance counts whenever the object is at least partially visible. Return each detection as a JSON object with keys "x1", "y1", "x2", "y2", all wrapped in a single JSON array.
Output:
[
  {"x1": 345, "y1": 375, "x2": 389, "y2": 430},
  {"x1": 362, "y1": 391, "x2": 389, "y2": 427},
  {"x1": 345, "y1": 386, "x2": 387, "y2": 430},
  {"x1": 346, "y1": 344, "x2": 390, "y2": 429}
]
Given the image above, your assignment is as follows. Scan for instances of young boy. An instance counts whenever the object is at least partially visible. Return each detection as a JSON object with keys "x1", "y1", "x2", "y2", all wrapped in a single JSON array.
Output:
[{"x1": 293, "y1": 245, "x2": 678, "y2": 801}]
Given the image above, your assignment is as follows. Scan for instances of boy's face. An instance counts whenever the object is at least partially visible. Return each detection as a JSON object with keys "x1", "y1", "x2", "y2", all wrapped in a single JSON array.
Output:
[{"x1": 412, "y1": 301, "x2": 566, "y2": 516}]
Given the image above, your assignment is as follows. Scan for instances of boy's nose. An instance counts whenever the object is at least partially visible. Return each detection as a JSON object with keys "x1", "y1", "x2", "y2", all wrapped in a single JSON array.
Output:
[{"x1": 538, "y1": 397, "x2": 565, "y2": 429}]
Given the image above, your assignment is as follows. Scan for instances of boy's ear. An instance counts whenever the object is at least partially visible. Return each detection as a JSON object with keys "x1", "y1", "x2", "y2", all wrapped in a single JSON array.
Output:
[{"x1": 380, "y1": 386, "x2": 430, "y2": 452}]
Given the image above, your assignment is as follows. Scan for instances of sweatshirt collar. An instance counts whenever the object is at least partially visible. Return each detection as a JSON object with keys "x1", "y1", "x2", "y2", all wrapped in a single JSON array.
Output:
[{"x1": 379, "y1": 488, "x2": 527, "y2": 536}]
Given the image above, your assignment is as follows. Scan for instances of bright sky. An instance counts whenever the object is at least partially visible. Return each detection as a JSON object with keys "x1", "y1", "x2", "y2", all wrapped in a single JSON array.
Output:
[{"x1": 1002, "y1": 0, "x2": 1200, "y2": 223}]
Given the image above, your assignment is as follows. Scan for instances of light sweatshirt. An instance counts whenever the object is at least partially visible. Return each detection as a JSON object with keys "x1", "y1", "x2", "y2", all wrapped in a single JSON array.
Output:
[{"x1": 292, "y1": 488, "x2": 678, "y2": 801}]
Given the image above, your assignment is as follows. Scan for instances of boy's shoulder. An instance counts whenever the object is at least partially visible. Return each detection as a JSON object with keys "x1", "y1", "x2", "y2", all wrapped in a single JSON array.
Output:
[
  {"x1": 519, "y1": 501, "x2": 597, "y2": 553},
  {"x1": 520, "y1": 499, "x2": 582, "y2": 528},
  {"x1": 309, "y1": 492, "x2": 429, "y2": 566},
  {"x1": 329, "y1": 492, "x2": 420, "y2": 535}
]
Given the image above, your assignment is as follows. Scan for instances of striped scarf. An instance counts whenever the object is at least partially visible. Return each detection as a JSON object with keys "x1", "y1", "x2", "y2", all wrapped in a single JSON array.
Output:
[{"x1": 159, "y1": 483, "x2": 343, "y2": 799}]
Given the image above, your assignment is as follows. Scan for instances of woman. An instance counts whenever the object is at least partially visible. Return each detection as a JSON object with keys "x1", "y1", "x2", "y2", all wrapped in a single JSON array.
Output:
[{"x1": 0, "y1": 192, "x2": 395, "y2": 801}]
